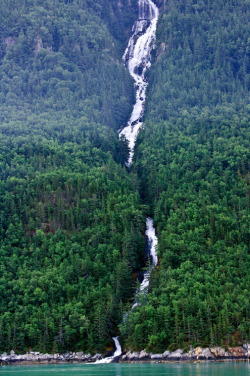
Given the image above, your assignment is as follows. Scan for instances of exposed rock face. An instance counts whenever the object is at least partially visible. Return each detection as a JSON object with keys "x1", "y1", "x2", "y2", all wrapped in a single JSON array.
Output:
[
  {"x1": 34, "y1": 36, "x2": 43, "y2": 56},
  {"x1": 195, "y1": 347, "x2": 203, "y2": 355},
  {"x1": 243, "y1": 343, "x2": 250, "y2": 350},
  {"x1": 156, "y1": 42, "x2": 166, "y2": 60},
  {"x1": 197, "y1": 348, "x2": 216, "y2": 360},
  {"x1": 150, "y1": 354, "x2": 163, "y2": 359},
  {"x1": 163, "y1": 350, "x2": 171, "y2": 358},
  {"x1": 119, "y1": 345, "x2": 249, "y2": 363},
  {"x1": 228, "y1": 347, "x2": 246, "y2": 357},
  {"x1": 4, "y1": 36, "x2": 17, "y2": 51},
  {"x1": 210, "y1": 347, "x2": 226, "y2": 357},
  {"x1": 168, "y1": 349, "x2": 184, "y2": 361},
  {"x1": 127, "y1": 352, "x2": 140, "y2": 360},
  {"x1": 90, "y1": 354, "x2": 103, "y2": 361},
  {"x1": 139, "y1": 350, "x2": 150, "y2": 359},
  {"x1": 0, "y1": 351, "x2": 95, "y2": 365}
]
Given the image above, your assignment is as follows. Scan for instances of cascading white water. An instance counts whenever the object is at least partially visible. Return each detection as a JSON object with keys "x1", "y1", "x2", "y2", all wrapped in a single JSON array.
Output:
[
  {"x1": 120, "y1": 0, "x2": 159, "y2": 312},
  {"x1": 146, "y1": 217, "x2": 158, "y2": 267},
  {"x1": 131, "y1": 217, "x2": 158, "y2": 310},
  {"x1": 96, "y1": 219, "x2": 158, "y2": 363},
  {"x1": 95, "y1": 336, "x2": 122, "y2": 364},
  {"x1": 96, "y1": 1, "x2": 159, "y2": 363},
  {"x1": 119, "y1": 0, "x2": 159, "y2": 166},
  {"x1": 113, "y1": 337, "x2": 122, "y2": 357}
]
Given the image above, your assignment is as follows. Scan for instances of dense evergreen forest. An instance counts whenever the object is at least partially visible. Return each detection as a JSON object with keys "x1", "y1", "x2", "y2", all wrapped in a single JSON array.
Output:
[
  {"x1": 0, "y1": 0, "x2": 145, "y2": 353},
  {"x1": 0, "y1": 0, "x2": 249, "y2": 354},
  {"x1": 122, "y1": 0, "x2": 250, "y2": 351}
]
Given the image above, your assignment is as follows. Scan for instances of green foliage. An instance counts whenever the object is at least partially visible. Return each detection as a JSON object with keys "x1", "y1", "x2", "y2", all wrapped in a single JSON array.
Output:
[
  {"x1": 0, "y1": 0, "x2": 136, "y2": 131},
  {"x1": 0, "y1": 136, "x2": 147, "y2": 353},
  {"x1": 121, "y1": 0, "x2": 250, "y2": 351},
  {"x1": 148, "y1": 0, "x2": 249, "y2": 123},
  {"x1": 0, "y1": 0, "x2": 144, "y2": 353}
]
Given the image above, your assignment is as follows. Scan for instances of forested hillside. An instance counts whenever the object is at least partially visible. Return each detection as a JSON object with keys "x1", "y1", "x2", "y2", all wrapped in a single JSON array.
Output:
[
  {"x1": 121, "y1": 0, "x2": 250, "y2": 351},
  {"x1": 0, "y1": 0, "x2": 249, "y2": 355},
  {"x1": 0, "y1": 0, "x2": 146, "y2": 353},
  {"x1": 0, "y1": 0, "x2": 137, "y2": 131}
]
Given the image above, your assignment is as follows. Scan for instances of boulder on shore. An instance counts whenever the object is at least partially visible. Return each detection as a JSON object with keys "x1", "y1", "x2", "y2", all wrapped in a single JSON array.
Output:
[
  {"x1": 228, "y1": 347, "x2": 246, "y2": 357},
  {"x1": 200, "y1": 348, "x2": 216, "y2": 360},
  {"x1": 168, "y1": 349, "x2": 184, "y2": 361},
  {"x1": 90, "y1": 354, "x2": 103, "y2": 362},
  {"x1": 210, "y1": 347, "x2": 225, "y2": 357},
  {"x1": 1, "y1": 345, "x2": 249, "y2": 365},
  {"x1": 150, "y1": 354, "x2": 163, "y2": 360},
  {"x1": 163, "y1": 350, "x2": 171, "y2": 358},
  {"x1": 139, "y1": 350, "x2": 150, "y2": 359},
  {"x1": 127, "y1": 352, "x2": 140, "y2": 361}
]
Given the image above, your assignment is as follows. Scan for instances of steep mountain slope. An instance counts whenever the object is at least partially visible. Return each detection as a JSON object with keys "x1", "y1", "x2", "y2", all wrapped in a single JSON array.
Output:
[
  {"x1": 0, "y1": 0, "x2": 137, "y2": 132},
  {"x1": 122, "y1": 0, "x2": 250, "y2": 351},
  {"x1": 0, "y1": 0, "x2": 146, "y2": 353}
]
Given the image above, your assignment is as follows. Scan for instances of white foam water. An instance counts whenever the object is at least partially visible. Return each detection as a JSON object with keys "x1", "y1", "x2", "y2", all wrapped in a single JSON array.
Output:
[
  {"x1": 95, "y1": 337, "x2": 122, "y2": 364},
  {"x1": 96, "y1": 1, "x2": 159, "y2": 362},
  {"x1": 132, "y1": 217, "x2": 158, "y2": 303},
  {"x1": 119, "y1": 0, "x2": 159, "y2": 166}
]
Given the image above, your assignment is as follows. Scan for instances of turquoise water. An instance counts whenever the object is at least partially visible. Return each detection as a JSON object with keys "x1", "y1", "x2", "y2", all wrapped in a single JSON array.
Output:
[{"x1": 0, "y1": 363, "x2": 249, "y2": 376}]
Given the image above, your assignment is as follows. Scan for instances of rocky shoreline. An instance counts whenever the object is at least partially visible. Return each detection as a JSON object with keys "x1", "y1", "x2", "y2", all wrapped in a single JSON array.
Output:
[{"x1": 1, "y1": 345, "x2": 249, "y2": 366}]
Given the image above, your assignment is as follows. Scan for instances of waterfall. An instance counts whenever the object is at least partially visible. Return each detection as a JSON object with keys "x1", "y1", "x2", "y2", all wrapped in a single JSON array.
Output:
[
  {"x1": 95, "y1": 337, "x2": 122, "y2": 364},
  {"x1": 119, "y1": 0, "x2": 159, "y2": 166},
  {"x1": 96, "y1": 1, "x2": 159, "y2": 363},
  {"x1": 119, "y1": 0, "x2": 159, "y2": 311},
  {"x1": 95, "y1": 218, "x2": 158, "y2": 363},
  {"x1": 113, "y1": 337, "x2": 122, "y2": 357},
  {"x1": 129, "y1": 217, "x2": 158, "y2": 311}
]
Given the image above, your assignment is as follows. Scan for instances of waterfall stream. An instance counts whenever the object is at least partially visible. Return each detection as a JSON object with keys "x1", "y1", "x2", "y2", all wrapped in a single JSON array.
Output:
[
  {"x1": 119, "y1": 0, "x2": 159, "y2": 166},
  {"x1": 96, "y1": 0, "x2": 159, "y2": 363},
  {"x1": 131, "y1": 218, "x2": 158, "y2": 308},
  {"x1": 95, "y1": 337, "x2": 122, "y2": 364}
]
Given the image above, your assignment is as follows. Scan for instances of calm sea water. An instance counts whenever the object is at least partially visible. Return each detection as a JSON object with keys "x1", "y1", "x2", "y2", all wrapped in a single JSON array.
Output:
[{"x1": 0, "y1": 363, "x2": 249, "y2": 376}]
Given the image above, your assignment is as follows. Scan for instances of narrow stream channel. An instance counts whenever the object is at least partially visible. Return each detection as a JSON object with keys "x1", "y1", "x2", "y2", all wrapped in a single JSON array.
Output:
[{"x1": 97, "y1": 0, "x2": 159, "y2": 363}]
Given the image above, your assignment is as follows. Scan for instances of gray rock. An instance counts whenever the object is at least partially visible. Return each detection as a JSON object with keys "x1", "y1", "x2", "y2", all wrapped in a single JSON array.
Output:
[
  {"x1": 181, "y1": 352, "x2": 192, "y2": 360},
  {"x1": 168, "y1": 349, "x2": 184, "y2": 361},
  {"x1": 1, "y1": 353, "x2": 8, "y2": 360},
  {"x1": 34, "y1": 35, "x2": 43, "y2": 56},
  {"x1": 10, "y1": 350, "x2": 15, "y2": 357},
  {"x1": 151, "y1": 354, "x2": 163, "y2": 360},
  {"x1": 127, "y1": 352, "x2": 140, "y2": 360},
  {"x1": 171, "y1": 349, "x2": 183, "y2": 357},
  {"x1": 202, "y1": 348, "x2": 216, "y2": 360},
  {"x1": 243, "y1": 343, "x2": 250, "y2": 350},
  {"x1": 39, "y1": 353, "x2": 51, "y2": 360},
  {"x1": 163, "y1": 350, "x2": 171, "y2": 358},
  {"x1": 121, "y1": 353, "x2": 128, "y2": 361},
  {"x1": 210, "y1": 347, "x2": 225, "y2": 357},
  {"x1": 228, "y1": 346, "x2": 246, "y2": 357},
  {"x1": 90, "y1": 354, "x2": 103, "y2": 361},
  {"x1": 110, "y1": 355, "x2": 121, "y2": 363},
  {"x1": 186, "y1": 351, "x2": 196, "y2": 360},
  {"x1": 4, "y1": 36, "x2": 17, "y2": 51},
  {"x1": 139, "y1": 350, "x2": 149, "y2": 359},
  {"x1": 83, "y1": 354, "x2": 92, "y2": 360}
]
